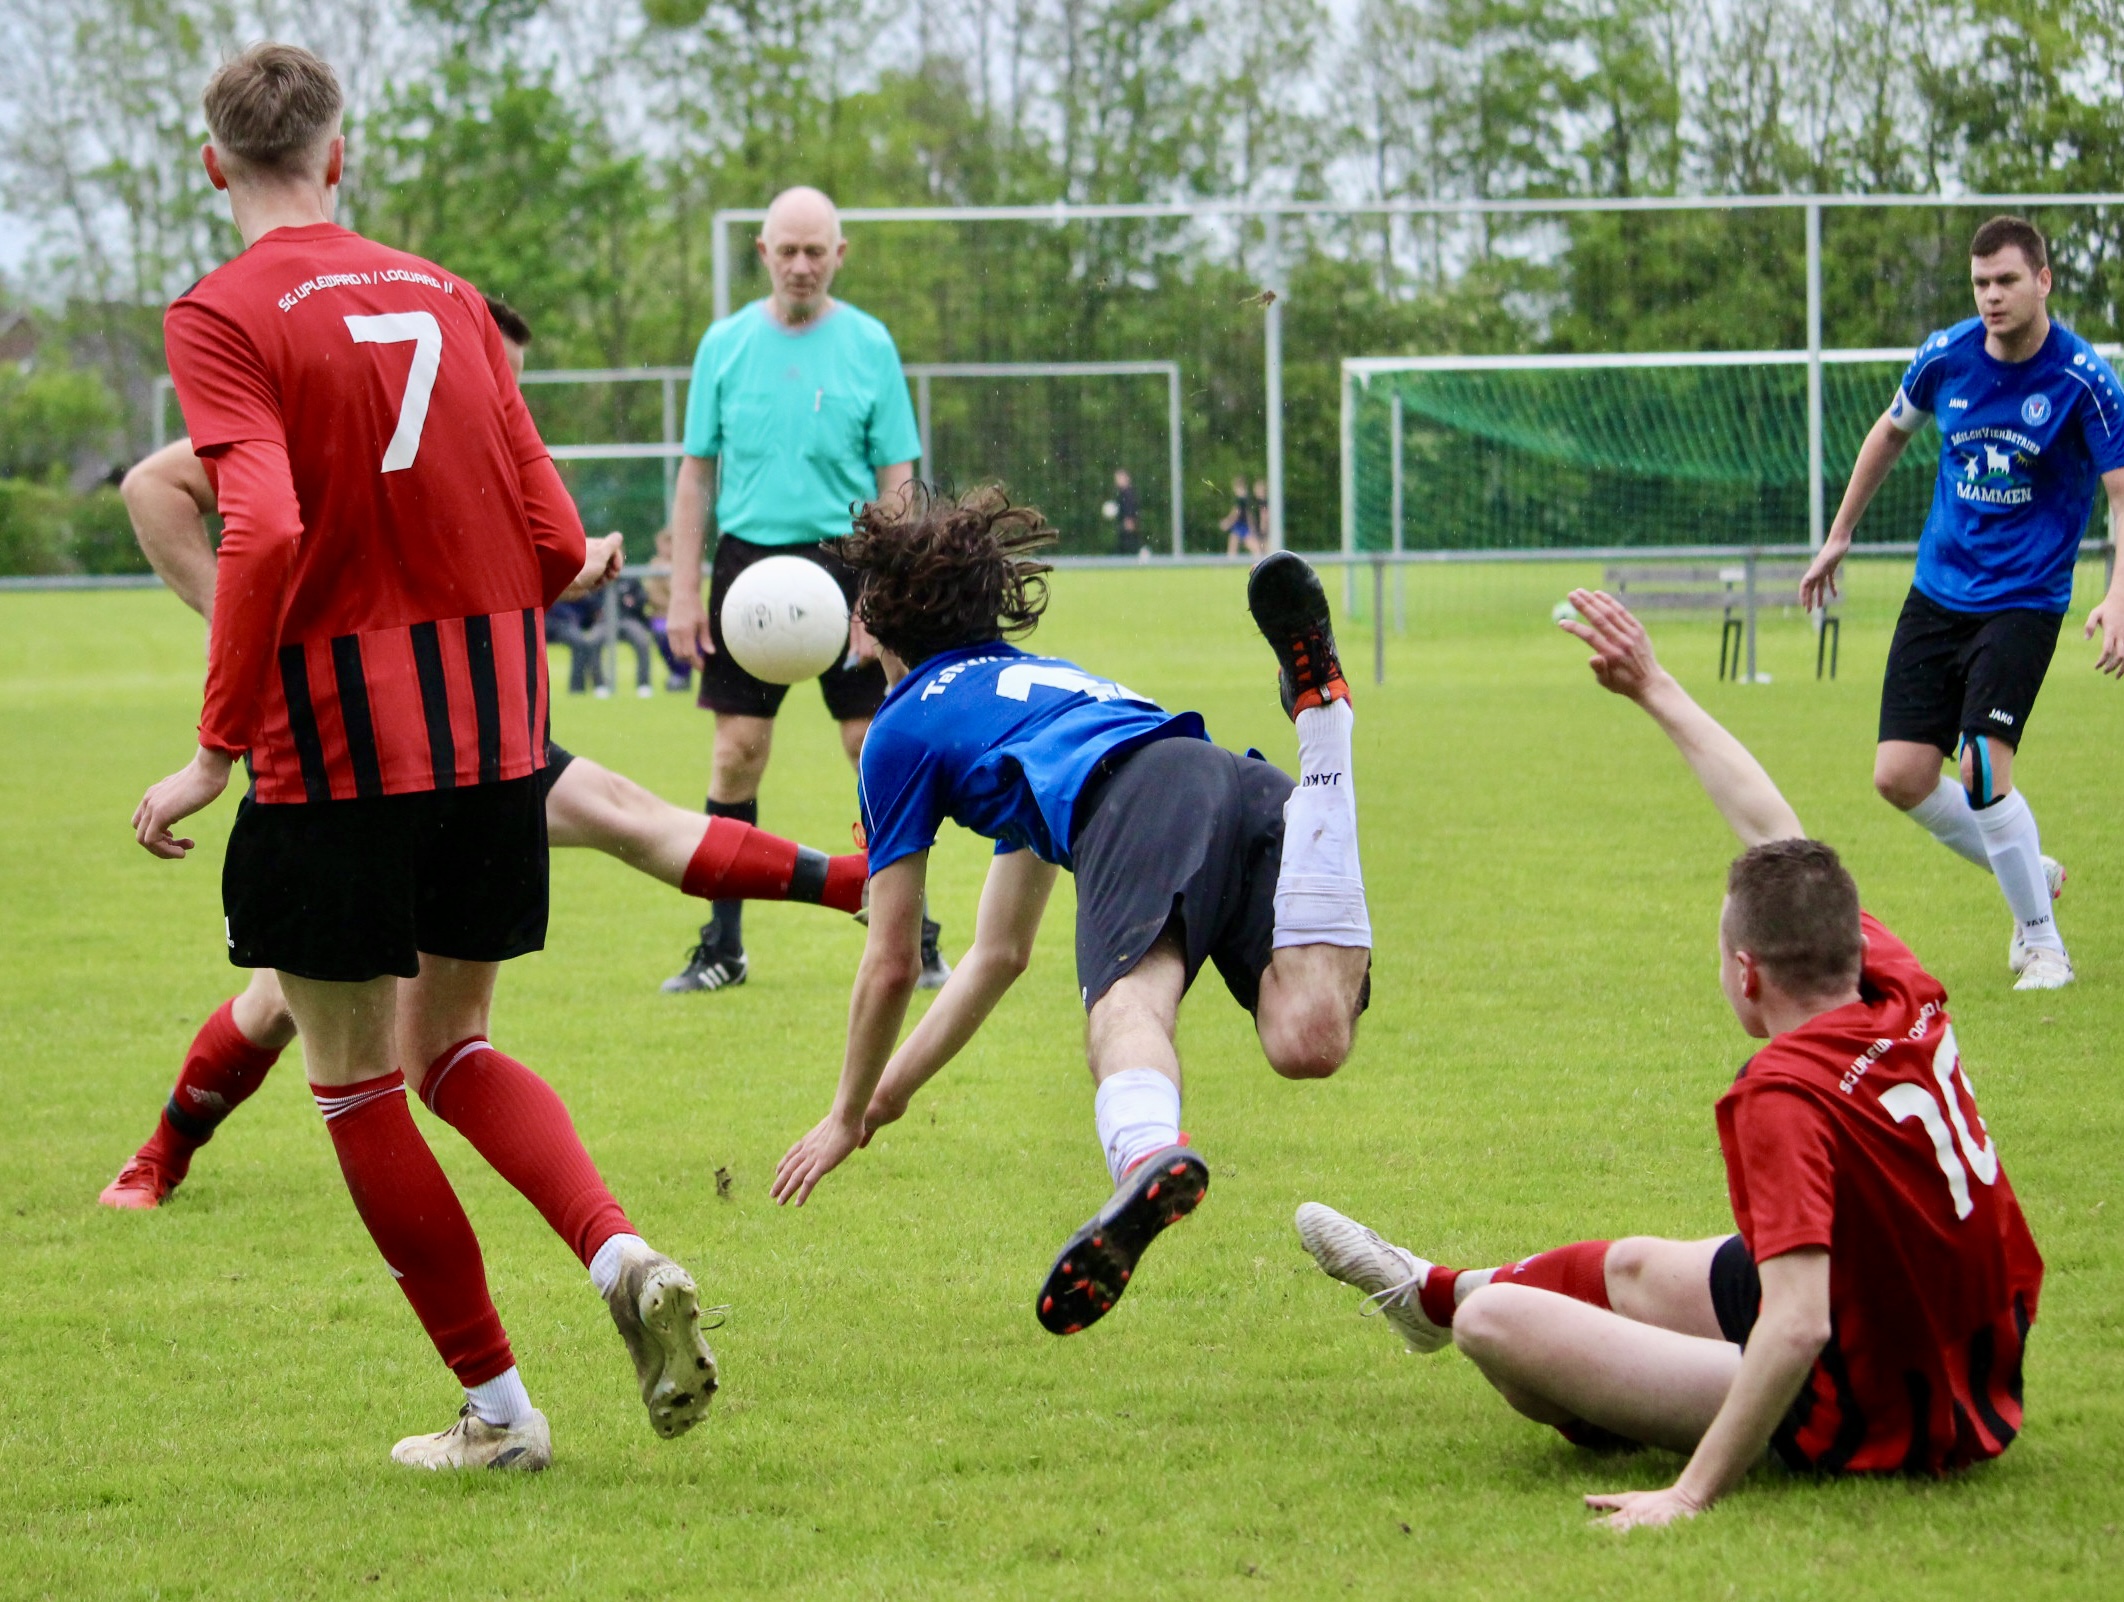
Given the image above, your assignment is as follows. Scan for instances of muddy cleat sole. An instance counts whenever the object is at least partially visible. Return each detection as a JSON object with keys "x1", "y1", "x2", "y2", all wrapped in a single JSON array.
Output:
[
  {"x1": 605, "y1": 1244, "x2": 719, "y2": 1439},
  {"x1": 390, "y1": 1405, "x2": 552, "y2": 1471},
  {"x1": 1247, "y1": 551, "x2": 1350, "y2": 717},
  {"x1": 1036, "y1": 1146, "x2": 1209, "y2": 1335},
  {"x1": 1294, "y1": 1202, "x2": 1448, "y2": 1353},
  {"x1": 98, "y1": 1155, "x2": 178, "y2": 1210}
]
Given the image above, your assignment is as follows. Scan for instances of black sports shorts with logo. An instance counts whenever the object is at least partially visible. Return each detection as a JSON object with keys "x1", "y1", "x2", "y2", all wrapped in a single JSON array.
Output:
[
  {"x1": 223, "y1": 773, "x2": 548, "y2": 982},
  {"x1": 1879, "y1": 587, "x2": 2064, "y2": 754},
  {"x1": 1070, "y1": 736, "x2": 1293, "y2": 1015},
  {"x1": 698, "y1": 533, "x2": 886, "y2": 721}
]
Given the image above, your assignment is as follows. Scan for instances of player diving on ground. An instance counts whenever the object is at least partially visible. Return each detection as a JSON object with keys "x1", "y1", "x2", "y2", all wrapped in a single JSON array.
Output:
[
  {"x1": 771, "y1": 486, "x2": 1373, "y2": 1335},
  {"x1": 102, "y1": 294, "x2": 867, "y2": 1213},
  {"x1": 1296, "y1": 590, "x2": 2043, "y2": 1529}
]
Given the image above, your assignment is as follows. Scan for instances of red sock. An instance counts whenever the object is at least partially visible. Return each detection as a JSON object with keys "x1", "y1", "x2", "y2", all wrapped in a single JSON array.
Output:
[
  {"x1": 1489, "y1": 1240, "x2": 1613, "y2": 1308},
  {"x1": 681, "y1": 818, "x2": 868, "y2": 914},
  {"x1": 143, "y1": 998, "x2": 284, "y2": 1181},
  {"x1": 312, "y1": 1071, "x2": 514, "y2": 1386},
  {"x1": 1417, "y1": 1268, "x2": 1462, "y2": 1330},
  {"x1": 420, "y1": 1040, "x2": 634, "y2": 1267}
]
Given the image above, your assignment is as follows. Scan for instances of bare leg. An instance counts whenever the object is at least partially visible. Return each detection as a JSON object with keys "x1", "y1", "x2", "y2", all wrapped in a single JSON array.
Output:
[
  {"x1": 1873, "y1": 739, "x2": 1952, "y2": 811},
  {"x1": 393, "y1": 956, "x2": 500, "y2": 1076},
  {"x1": 1603, "y1": 1235, "x2": 1730, "y2": 1338},
  {"x1": 1254, "y1": 943, "x2": 1368, "y2": 1080},
  {"x1": 279, "y1": 972, "x2": 398, "y2": 1087},
  {"x1": 837, "y1": 715, "x2": 869, "y2": 771},
  {"x1": 1084, "y1": 931, "x2": 1186, "y2": 1090},
  {"x1": 709, "y1": 713, "x2": 774, "y2": 804},
  {"x1": 1454, "y1": 1283, "x2": 1741, "y2": 1453},
  {"x1": 546, "y1": 757, "x2": 708, "y2": 884},
  {"x1": 231, "y1": 966, "x2": 299, "y2": 1050}
]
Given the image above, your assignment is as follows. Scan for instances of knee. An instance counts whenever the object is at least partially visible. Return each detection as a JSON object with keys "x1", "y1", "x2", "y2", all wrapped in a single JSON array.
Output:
[
  {"x1": 1451, "y1": 1284, "x2": 1520, "y2": 1365},
  {"x1": 1601, "y1": 1237, "x2": 1649, "y2": 1300},
  {"x1": 1873, "y1": 760, "x2": 1936, "y2": 811},
  {"x1": 1261, "y1": 1000, "x2": 1351, "y2": 1081}
]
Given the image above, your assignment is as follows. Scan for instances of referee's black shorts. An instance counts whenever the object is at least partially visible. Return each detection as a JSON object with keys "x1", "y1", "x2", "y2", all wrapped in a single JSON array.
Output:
[
  {"x1": 1878, "y1": 587, "x2": 2064, "y2": 754},
  {"x1": 1070, "y1": 736, "x2": 1293, "y2": 1015},
  {"x1": 698, "y1": 533, "x2": 886, "y2": 722},
  {"x1": 223, "y1": 775, "x2": 548, "y2": 982}
]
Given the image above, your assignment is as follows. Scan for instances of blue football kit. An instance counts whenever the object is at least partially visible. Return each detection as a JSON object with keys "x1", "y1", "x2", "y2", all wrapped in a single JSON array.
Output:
[
  {"x1": 857, "y1": 643, "x2": 1205, "y2": 874},
  {"x1": 1891, "y1": 317, "x2": 2124, "y2": 614}
]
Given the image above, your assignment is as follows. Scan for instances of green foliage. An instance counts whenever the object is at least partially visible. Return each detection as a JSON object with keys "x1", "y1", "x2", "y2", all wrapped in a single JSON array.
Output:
[
  {"x1": 0, "y1": 358, "x2": 124, "y2": 479},
  {"x1": 0, "y1": 481, "x2": 144, "y2": 575},
  {"x1": 4, "y1": 570, "x2": 2122, "y2": 1596}
]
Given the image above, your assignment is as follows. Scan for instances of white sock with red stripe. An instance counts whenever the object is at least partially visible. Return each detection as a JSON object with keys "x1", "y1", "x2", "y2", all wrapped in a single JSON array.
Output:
[
  {"x1": 1274, "y1": 699, "x2": 1371, "y2": 949},
  {"x1": 1094, "y1": 1068, "x2": 1180, "y2": 1186}
]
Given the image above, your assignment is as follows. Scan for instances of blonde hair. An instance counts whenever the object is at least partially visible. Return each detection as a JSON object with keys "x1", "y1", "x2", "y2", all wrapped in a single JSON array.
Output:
[{"x1": 202, "y1": 43, "x2": 343, "y2": 177}]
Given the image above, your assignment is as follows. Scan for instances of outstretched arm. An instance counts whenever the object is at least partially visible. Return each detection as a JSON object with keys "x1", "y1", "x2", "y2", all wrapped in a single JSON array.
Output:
[
  {"x1": 863, "y1": 848, "x2": 1058, "y2": 1139},
  {"x1": 772, "y1": 851, "x2": 928, "y2": 1205},
  {"x1": 1801, "y1": 411, "x2": 1912, "y2": 610},
  {"x1": 1560, "y1": 589, "x2": 1804, "y2": 847}
]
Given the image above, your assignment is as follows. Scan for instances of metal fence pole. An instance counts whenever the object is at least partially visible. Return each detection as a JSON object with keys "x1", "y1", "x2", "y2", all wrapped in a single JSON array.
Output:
[
  {"x1": 1339, "y1": 366, "x2": 1358, "y2": 616},
  {"x1": 1264, "y1": 213, "x2": 1286, "y2": 552},
  {"x1": 1806, "y1": 201, "x2": 1825, "y2": 552},
  {"x1": 1167, "y1": 366, "x2": 1184, "y2": 557},
  {"x1": 1372, "y1": 555, "x2": 1386, "y2": 685},
  {"x1": 1389, "y1": 390, "x2": 1406, "y2": 633},
  {"x1": 1745, "y1": 549, "x2": 1760, "y2": 683},
  {"x1": 661, "y1": 374, "x2": 677, "y2": 525},
  {"x1": 712, "y1": 213, "x2": 733, "y2": 323}
]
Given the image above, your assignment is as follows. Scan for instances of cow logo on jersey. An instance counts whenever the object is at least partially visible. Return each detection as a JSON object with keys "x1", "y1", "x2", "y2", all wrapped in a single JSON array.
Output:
[
  {"x1": 2022, "y1": 393, "x2": 2051, "y2": 426},
  {"x1": 1951, "y1": 430, "x2": 2036, "y2": 507}
]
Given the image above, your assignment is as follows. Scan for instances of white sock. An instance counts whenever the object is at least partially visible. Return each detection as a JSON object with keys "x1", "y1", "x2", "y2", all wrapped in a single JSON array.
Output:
[
  {"x1": 1273, "y1": 699, "x2": 1371, "y2": 949},
  {"x1": 587, "y1": 1231, "x2": 647, "y2": 1298},
  {"x1": 1094, "y1": 1068, "x2": 1181, "y2": 1186},
  {"x1": 464, "y1": 1365, "x2": 534, "y2": 1428},
  {"x1": 1974, "y1": 790, "x2": 2064, "y2": 954},
  {"x1": 1907, "y1": 776, "x2": 1991, "y2": 869}
]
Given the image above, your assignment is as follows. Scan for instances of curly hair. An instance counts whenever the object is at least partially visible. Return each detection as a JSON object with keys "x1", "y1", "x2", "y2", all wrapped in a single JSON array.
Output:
[{"x1": 837, "y1": 484, "x2": 1055, "y2": 667}]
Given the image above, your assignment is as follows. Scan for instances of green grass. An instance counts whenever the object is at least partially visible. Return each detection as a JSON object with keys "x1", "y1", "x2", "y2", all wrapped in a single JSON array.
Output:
[{"x1": 3, "y1": 564, "x2": 2121, "y2": 1600}]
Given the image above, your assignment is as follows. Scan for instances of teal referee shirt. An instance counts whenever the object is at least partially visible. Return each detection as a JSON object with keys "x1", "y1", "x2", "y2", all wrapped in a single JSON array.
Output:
[{"x1": 682, "y1": 299, "x2": 922, "y2": 547}]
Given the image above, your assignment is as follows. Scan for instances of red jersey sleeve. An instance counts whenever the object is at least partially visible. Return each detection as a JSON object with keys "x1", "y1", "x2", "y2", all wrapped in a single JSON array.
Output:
[
  {"x1": 197, "y1": 436, "x2": 305, "y2": 756},
  {"x1": 164, "y1": 299, "x2": 282, "y2": 452},
  {"x1": 1731, "y1": 1084, "x2": 1838, "y2": 1261},
  {"x1": 474, "y1": 297, "x2": 584, "y2": 606}
]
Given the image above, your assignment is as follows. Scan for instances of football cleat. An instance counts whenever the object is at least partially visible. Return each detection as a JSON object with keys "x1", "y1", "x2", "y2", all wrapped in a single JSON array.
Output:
[
  {"x1": 603, "y1": 1242, "x2": 719, "y2": 1439},
  {"x1": 1294, "y1": 1202, "x2": 1450, "y2": 1353},
  {"x1": 662, "y1": 921, "x2": 748, "y2": 993},
  {"x1": 918, "y1": 917, "x2": 952, "y2": 989},
  {"x1": 98, "y1": 1154, "x2": 179, "y2": 1210},
  {"x1": 2013, "y1": 947, "x2": 2074, "y2": 992},
  {"x1": 1036, "y1": 1145, "x2": 1209, "y2": 1336},
  {"x1": 390, "y1": 1405, "x2": 551, "y2": 1471},
  {"x1": 2007, "y1": 856, "x2": 2067, "y2": 975},
  {"x1": 1247, "y1": 551, "x2": 1350, "y2": 718}
]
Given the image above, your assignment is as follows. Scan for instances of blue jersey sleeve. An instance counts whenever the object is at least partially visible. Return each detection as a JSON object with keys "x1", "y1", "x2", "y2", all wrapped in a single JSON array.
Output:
[
  {"x1": 681, "y1": 324, "x2": 725, "y2": 458},
  {"x1": 1892, "y1": 331, "x2": 1954, "y2": 431},
  {"x1": 866, "y1": 331, "x2": 922, "y2": 469},
  {"x1": 858, "y1": 722, "x2": 946, "y2": 873},
  {"x1": 2068, "y1": 348, "x2": 2124, "y2": 476}
]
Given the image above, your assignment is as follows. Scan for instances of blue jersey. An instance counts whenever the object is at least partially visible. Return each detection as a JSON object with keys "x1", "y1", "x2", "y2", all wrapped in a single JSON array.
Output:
[
  {"x1": 857, "y1": 643, "x2": 1205, "y2": 874},
  {"x1": 1892, "y1": 317, "x2": 2124, "y2": 613}
]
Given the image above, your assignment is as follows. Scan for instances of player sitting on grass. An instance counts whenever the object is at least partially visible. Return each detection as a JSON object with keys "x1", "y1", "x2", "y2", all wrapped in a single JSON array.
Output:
[
  {"x1": 100, "y1": 296, "x2": 866, "y2": 1212},
  {"x1": 771, "y1": 487, "x2": 1373, "y2": 1336},
  {"x1": 132, "y1": 43, "x2": 722, "y2": 1471},
  {"x1": 1298, "y1": 589, "x2": 2043, "y2": 1529}
]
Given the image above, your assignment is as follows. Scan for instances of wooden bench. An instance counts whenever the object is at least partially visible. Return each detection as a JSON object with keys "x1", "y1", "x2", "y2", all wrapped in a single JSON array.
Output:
[{"x1": 1604, "y1": 560, "x2": 1839, "y2": 681}]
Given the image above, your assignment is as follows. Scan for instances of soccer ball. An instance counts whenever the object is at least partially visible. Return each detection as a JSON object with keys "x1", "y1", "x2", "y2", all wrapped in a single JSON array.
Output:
[
  {"x1": 719, "y1": 556, "x2": 851, "y2": 684},
  {"x1": 1551, "y1": 599, "x2": 1583, "y2": 625},
  {"x1": 1100, "y1": 499, "x2": 1120, "y2": 520}
]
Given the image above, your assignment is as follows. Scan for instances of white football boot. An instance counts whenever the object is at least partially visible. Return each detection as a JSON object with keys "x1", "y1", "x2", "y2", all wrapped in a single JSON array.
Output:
[
  {"x1": 390, "y1": 1405, "x2": 551, "y2": 1471},
  {"x1": 2014, "y1": 947, "x2": 2075, "y2": 991},
  {"x1": 2007, "y1": 856, "x2": 2067, "y2": 975},
  {"x1": 604, "y1": 1241, "x2": 719, "y2": 1439},
  {"x1": 1294, "y1": 1203, "x2": 1449, "y2": 1353}
]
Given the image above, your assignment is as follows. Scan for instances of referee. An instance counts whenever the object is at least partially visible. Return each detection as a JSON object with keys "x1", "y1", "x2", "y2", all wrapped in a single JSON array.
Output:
[{"x1": 664, "y1": 185, "x2": 946, "y2": 993}]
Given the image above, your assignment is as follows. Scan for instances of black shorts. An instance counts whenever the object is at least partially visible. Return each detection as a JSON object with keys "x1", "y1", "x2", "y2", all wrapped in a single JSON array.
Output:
[
  {"x1": 223, "y1": 775, "x2": 548, "y2": 982},
  {"x1": 1879, "y1": 588, "x2": 2063, "y2": 754},
  {"x1": 699, "y1": 533, "x2": 886, "y2": 721},
  {"x1": 1071, "y1": 736, "x2": 1293, "y2": 1014},
  {"x1": 537, "y1": 739, "x2": 576, "y2": 801},
  {"x1": 1709, "y1": 1233, "x2": 1761, "y2": 1345}
]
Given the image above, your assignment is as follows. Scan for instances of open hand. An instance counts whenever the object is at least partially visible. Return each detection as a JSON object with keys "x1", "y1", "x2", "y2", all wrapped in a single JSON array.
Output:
[
  {"x1": 1798, "y1": 537, "x2": 1848, "y2": 611},
  {"x1": 771, "y1": 1111, "x2": 864, "y2": 1205},
  {"x1": 132, "y1": 747, "x2": 233, "y2": 859},
  {"x1": 1559, "y1": 589, "x2": 1663, "y2": 699},
  {"x1": 666, "y1": 590, "x2": 712, "y2": 665},
  {"x1": 1584, "y1": 1485, "x2": 1706, "y2": 1531},
  {"x1": 2085, "y1": 593, "x2": 2124, "y2": 677}
]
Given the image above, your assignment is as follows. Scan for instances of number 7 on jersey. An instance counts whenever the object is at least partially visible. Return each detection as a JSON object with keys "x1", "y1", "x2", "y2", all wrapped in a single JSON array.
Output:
[{"x1": 344, "y1": 311, "x2": 442, "y2": 473}]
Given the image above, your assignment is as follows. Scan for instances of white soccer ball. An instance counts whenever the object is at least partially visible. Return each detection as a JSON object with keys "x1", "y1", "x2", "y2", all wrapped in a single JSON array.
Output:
[
  {"x1": 720, "y1": 555, "x2": 851, "y2": 685},
  {"x1": 1551, "y1": 599, "x2": 1583, "y2": 625},
  {"x1": 1100, "y1": 499, "x2": 1120, "y2": 520}
]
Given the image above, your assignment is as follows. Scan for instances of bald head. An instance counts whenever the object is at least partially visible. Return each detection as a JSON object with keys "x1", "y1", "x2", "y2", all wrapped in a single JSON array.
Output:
[{"x1": 757, "y1": 186, "x2": 847, "y2": 325}]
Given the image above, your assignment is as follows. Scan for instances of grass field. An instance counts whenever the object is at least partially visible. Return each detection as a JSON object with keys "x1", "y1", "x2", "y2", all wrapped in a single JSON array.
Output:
[{"x1": 3, "y1": 561, "x2": 2121, "y2": 1600}]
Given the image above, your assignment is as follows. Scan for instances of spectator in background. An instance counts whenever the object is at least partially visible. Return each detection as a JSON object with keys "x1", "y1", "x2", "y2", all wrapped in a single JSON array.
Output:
[
  {"x1": 548, "y1": 594, "x2": 606, "y2": 695},
  {"x1": 610, "y1": 572, "x2": 659, "y2": 698},
  {"x1": 1222, "y1": 475, "x2": 1260, "y2": 557},
  {"x1": 645, "y1": 526, "x2": 691, "y2": 691},
  {"x1": 1252, "y1": 476, "x2": 1272, "y2": 551},
  {"x1": 1112, "y1": 467, "x2": 1141, "y2": 556}
]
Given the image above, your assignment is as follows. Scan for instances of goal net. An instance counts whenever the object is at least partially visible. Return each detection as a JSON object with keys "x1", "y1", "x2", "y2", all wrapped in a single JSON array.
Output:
[{"x1": 1337, "y1": 348, "x2": 2091, "y2": 555}]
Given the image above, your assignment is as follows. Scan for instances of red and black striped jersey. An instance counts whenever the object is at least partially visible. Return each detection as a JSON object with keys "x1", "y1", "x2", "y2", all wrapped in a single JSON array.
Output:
[
  {"x1": 164, "y1": 223, "x2": 585, "y2": 802},
  {"x1": 1717, "y1": 915, "x2": 2044, "y2": 1476}
]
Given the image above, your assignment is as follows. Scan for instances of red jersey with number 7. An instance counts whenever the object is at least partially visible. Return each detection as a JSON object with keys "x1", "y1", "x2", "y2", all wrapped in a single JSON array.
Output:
[
  {"x1": 1716, "y1": 914, "x2": 2043, "y2": 1475},
  {"x1": 163, "y1": 222, "x2": 585, "y2": 803}
]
